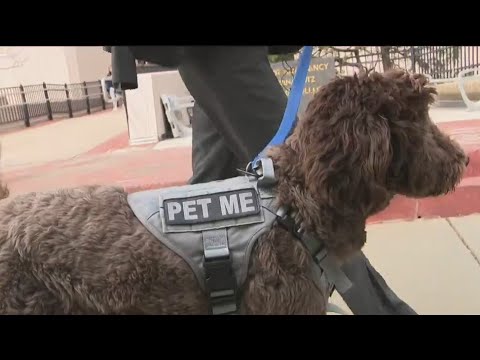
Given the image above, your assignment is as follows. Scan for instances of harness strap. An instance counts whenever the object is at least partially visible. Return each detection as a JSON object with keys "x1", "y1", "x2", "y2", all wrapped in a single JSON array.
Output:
[
  {"x1": 202, "y1": 228, "x2": 238, "y2": 315},
  {"x1": 275, "y1": 204, "x2": 353, "y2": 297},
  {"x1": 296, "y1": 230, "x2": 324, "y2": 257},
  {"x1": 315, "y1": 249, "x2": 352, "y2": 295},
  {"x1": 309, "y1": 256, "x2": 333, "y2": 296}
]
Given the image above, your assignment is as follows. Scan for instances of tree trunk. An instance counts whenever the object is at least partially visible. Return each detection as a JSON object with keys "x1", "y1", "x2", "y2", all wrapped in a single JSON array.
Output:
[{"x1": 380, "y1": 46, "x2": 393, "y2": 71}]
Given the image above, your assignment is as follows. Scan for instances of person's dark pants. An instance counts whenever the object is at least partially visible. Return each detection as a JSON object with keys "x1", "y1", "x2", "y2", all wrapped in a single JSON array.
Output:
[
  {"x1": 178, "y1": 46, "x2": 286, "y2": 183},
  {"x1": 177, "y1": 46, "x2": 417, "y2": 315}
]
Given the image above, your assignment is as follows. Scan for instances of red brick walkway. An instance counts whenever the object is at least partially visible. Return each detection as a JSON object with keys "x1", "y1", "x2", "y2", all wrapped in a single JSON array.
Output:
[
  {"x1": 3, "y1": 120, "x2": 480, "y2": 223},
  {"x1": 2, "y1": 144, "x2": 192, "y2": 196}
]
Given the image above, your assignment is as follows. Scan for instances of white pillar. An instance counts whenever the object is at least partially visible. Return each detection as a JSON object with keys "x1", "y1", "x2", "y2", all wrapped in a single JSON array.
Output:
[{"x1": 124, "y1": 70, "x2": 191, "y2": 146}]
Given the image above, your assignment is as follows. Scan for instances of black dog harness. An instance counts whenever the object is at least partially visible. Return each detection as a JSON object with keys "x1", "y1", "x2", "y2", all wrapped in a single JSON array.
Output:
[{"x1": 127, "y1": 158, "x2": 352, "y2": 315}]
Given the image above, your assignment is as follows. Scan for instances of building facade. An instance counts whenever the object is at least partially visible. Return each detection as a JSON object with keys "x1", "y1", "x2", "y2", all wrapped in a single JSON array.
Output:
[{"x1": 0, "y1": 46, "x2": 111, "y2": 88}]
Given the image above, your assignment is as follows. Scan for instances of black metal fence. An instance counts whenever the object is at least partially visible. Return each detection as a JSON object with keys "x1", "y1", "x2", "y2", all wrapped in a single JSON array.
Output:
[
  {"x1": 314, "y1": 46, "x2": 480, "y2": 80},
  {"x1": 412, "y1": 46, "x2": 480, "y2": 79},
  {"x1": 0, "y1": 80, "x2": 112, "y2": 128}
]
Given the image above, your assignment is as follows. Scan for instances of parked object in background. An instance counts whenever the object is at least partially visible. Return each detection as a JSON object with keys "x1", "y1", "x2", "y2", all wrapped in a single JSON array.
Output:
[{"x1": 161, "y1": 95, "x2": 193, "y2": 138}]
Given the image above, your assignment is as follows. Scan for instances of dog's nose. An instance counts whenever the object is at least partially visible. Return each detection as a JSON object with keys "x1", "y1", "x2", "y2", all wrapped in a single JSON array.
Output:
[{"x1": 466, "y1": 156, "x2": 470, "y2": 167}]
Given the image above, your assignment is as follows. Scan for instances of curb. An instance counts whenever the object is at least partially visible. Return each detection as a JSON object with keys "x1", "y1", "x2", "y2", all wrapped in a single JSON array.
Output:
[
  {"x1": 83, "y1": 132, "x2": 130, "y2": 156},
  {"x1": 366, "y1": 178, "x2": 480, "y2": 224}
]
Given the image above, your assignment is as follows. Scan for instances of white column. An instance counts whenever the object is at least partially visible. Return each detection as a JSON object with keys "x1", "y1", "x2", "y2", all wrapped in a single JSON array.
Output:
[{"x1": 125, "y1": 71, "x2": 191, "y2": 146}]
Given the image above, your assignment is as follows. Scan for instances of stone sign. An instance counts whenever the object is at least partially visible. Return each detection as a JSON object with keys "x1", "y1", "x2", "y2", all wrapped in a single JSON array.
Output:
[{"x1": 271, "y1": 56, "x2": 336, "y2": 115}]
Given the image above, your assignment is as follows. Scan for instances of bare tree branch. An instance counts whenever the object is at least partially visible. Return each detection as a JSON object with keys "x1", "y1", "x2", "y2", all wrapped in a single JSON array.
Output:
[
  {"x1": 329, "y1": 46, "x2": 356, "y2": 53},
  {"x1": 380, "y1": 46, "x2": 393, "y2": 71},
  {"x1": 0, "y1": 62, "x2": 24, "y2": 70},
  {"x1": 0, "y1": 47, "x2": 27, "y2": 70},
  {"x1": 353, "y1": 47, "x2": 364, "y2": 71},
  {"x1": 335, "y1": 57, "x2": 363, "y2": 68}
]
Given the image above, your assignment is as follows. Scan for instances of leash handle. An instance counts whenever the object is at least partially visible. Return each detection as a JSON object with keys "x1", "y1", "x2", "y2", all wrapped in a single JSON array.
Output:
[{"x1": 252, "y1": 46, "x2": 313, "y2": 167}]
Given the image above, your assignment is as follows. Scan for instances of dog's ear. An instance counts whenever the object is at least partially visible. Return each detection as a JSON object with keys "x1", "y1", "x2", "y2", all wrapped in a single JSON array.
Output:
[
  {"x1": 384, "y1": 70, "x2": 437, "y2": 107},
  {"x1": 296, "y1": 85, "x2": 393, "y2": 212},
  {"x1": 354, "y1": 112, "x2": 392, "y2": 185},
  {"x1": 308, "y1": 109, "x2": 392, "y2": 184}
]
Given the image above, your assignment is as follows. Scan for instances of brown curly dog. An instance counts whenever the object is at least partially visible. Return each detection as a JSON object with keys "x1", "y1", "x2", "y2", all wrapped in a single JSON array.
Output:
[{"x1": 0, "y1": 69, "x2": 469, "y2": 314}]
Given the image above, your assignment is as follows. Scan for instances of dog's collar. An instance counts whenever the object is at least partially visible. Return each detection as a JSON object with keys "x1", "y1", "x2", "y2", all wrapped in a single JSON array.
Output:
[{"x1": 249, "y1": 157, "x2": 353, "y2": 299}]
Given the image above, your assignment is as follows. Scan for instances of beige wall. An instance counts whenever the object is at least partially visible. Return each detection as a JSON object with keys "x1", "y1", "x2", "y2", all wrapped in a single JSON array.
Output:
[
  {"x1": 0, "y1": 46, "x2": 111, "y2": 88},
  {"x1": 63, "y1": 46, "x2": 80, "y2": 84},
  {"x1": 74, "y1": 47, "x2": 111, "y2": 83},
  {"x1": 0, "y1": 47, "x2": 70, "y2": 87}
]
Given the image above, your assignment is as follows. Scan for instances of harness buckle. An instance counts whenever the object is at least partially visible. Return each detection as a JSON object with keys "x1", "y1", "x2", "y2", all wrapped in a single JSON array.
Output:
[
  {"x1": 204, "y1": 256, "x2": 238, "y2": 315},
  {"x1": 276, "y1": 209, "x2": 300, "y2": 237},
  {"x1": 202, "y1": 229, "x2": 238, "y2": 315},
  {"x1": 246, "y1": 158, "x2": 277, "y2": 187}
]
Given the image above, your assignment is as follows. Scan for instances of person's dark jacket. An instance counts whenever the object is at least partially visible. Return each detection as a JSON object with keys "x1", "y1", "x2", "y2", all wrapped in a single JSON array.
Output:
[{"x1": 103, "y1": 46, "x2": 303, "y2": 90}]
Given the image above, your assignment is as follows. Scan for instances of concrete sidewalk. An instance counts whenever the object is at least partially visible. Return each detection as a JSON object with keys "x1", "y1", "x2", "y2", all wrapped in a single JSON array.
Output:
[
  {"x1": 330, "y1": 214, "x2": 480, "y2": 315},
  {"x1": 430, "y1": 107, "x2": 480, "y2": 123},
  {"x1": 0, "y1": 109, "x2": 127, "y2": 169}
]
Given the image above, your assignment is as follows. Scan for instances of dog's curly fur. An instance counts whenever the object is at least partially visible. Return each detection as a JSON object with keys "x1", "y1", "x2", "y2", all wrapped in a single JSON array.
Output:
[{"x1": 0, "y1": 70, "x2": 469, "y2": 314}]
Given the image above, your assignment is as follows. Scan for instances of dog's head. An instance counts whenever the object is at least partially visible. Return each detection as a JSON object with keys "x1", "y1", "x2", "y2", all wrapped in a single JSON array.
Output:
[{"x1": 287, "y1": 69, "x2": 468, "y2": 216}]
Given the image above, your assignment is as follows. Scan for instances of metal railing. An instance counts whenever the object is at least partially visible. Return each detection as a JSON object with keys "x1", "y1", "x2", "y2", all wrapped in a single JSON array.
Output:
[
  {"x1": 0, "y1": 80, "x2": 112, "y2": 127},
  {"x1": 309, "y1": 46, "x2": 480, "y2": 80},
  {"x1": 412, "y1": 46, "x2": 480, "y2": 80}
]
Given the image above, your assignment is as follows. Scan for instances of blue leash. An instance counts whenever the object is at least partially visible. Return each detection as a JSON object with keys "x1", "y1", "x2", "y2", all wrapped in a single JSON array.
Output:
[{"x1": 252, "y1": 45, "x2": 313, "y2": 168}]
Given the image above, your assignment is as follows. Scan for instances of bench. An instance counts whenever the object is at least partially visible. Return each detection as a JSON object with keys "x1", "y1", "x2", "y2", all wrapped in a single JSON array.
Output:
[
  {"x1": 457, "y1": 67, "x2": 480, "y2": 111},
  {"x1": 426, "y1": 67, "x2": 480, "y2": 111}
]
